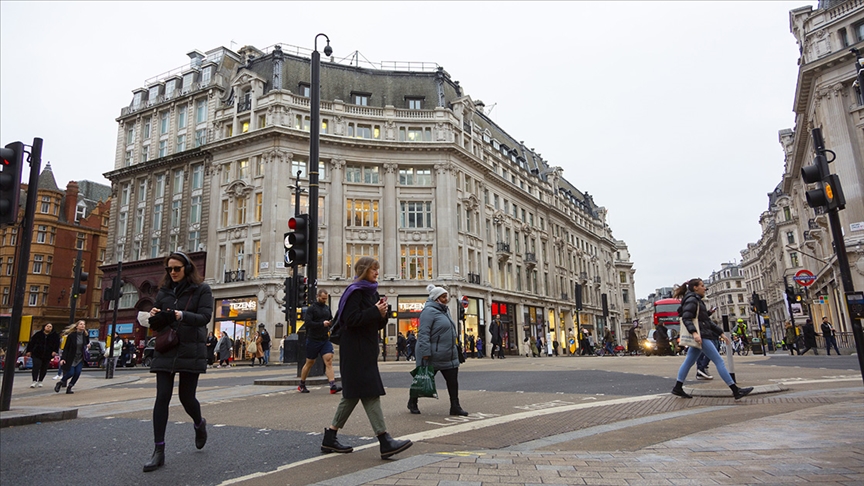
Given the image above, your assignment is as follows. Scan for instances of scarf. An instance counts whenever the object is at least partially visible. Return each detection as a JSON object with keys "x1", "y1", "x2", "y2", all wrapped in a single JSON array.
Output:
[{"x1": 337, "y1": 278, "x2": 378, "y2": 318}]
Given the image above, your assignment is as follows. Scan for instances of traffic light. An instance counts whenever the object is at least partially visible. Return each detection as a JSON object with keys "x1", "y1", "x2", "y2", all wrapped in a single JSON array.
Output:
[
  {"x1": 0, "y1": 142, "x2": 25, "y2": 226},
  {"x1": 801, "y1": 131, "x2": 846, "y2": 211},
  {"x1": 286, "y1": 214, "x2": 309, "y2": 266},
  {"x1": 297, "y1": 276, "x2": 309, "y2": 307},
  {"x1": 283, "y1": 277, "x2": 294, "y2": 321},
  {"x1": 73, "y1": 265, "x2": 89, "y2": 299}
]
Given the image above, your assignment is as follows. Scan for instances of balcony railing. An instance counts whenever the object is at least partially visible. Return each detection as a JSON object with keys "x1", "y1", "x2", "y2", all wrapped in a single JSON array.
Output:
[
  {"x1": 561, "y1": 293, "x2": 569, "y2": 301},
  {"x1": 594, "y1": 276, "x2": 602, "y2": 284},
  {"x1": 524, "y1": 252, "x2": 537, "y2": 264},
  {"x1": 579, "y1": 272, "x2": 588, "y2": 283},
  {"x1": 467, "y1": 272, "x2": 481, "y2": 284},
  {"x1": 224, "y1": 269, "x2": 246, "y2": 283},
  {"x1": 808, "y1": 218, "x2": 819, "y2": 230},
  {"x1": 496, "y1": 242, "x2": 511, "y2": 253},
  {"x1": 237, "y1": 99, "x2": 252, "y2": 112}
]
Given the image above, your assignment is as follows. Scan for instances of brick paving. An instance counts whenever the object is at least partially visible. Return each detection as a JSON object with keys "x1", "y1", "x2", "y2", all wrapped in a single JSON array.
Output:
[{"x1": 314, "y1": 393, "x2": 864, "y2": 486}]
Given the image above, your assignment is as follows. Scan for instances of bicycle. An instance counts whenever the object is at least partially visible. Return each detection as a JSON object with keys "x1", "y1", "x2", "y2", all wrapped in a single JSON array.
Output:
[{"x1": 732, "y1": 337, "x2": 749, "y2": 356}]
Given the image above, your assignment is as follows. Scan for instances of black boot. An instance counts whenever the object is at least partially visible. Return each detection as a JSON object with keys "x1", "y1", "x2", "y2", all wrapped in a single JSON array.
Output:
[
  {"x1": 407, "y1": 397, "x2": 420, "y2": 414},
  {"x1": 321, "y1": 428, "x2": 353, "y2": 453},
  {"x1": 671, "y1": 381, "x2": 692, "y2": 399},
  {"x1": 195, "y1": 418, "x2": 207, "y2": 450},
  {"x1": 449, "y1": 399, "x2": 468, "y2": 416},
  {"x1": 730, "y1": 384, "x2": 753, "y2": 400},
  {"x1": 143, "y1": 443, "x2": 165, "y2": 472},
  {"x1": 377, "y1": 432, "x2": 412, "y2": 459}
]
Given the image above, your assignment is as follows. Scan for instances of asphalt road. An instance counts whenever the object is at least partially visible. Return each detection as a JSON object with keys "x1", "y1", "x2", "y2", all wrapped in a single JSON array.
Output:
[{"x1": 1, "y1": 353, "x2": 861, "y2": 486}]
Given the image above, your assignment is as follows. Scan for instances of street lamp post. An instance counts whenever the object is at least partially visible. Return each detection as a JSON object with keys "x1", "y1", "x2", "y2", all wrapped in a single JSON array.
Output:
[{"x1": 308, "y1": 34, "x2": 332, "y2": 302}]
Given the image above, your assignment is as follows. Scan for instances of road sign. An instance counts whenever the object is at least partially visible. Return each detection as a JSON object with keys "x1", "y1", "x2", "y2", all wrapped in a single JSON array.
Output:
[
  {"x1": 793, "y1": 269, "x2": 816, "y2": 287},
  {"x1": 461, "y1": 296, "x2": 469, "y2": 309}
]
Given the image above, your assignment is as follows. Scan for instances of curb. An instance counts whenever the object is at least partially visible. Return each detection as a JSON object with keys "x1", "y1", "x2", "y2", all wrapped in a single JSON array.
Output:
[
  {"x1": 0, "y1": 406, "x2": 78, "y2": 428},
  {"x1": 686, "y1": 383, "x2": 788, "y2": 397},
  {"x1": 254, "y1": 376, "x2": 340, "y2": 386}
]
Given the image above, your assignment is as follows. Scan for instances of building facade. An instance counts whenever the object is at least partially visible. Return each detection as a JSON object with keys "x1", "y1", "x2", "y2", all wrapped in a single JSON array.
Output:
[
  {"x1": 0, "y1": 165, "x2": 111, "y2": 340},
  {"x1": 103, "y1": 43, "x2": 637, "y2": 356},
  {"x1": 741, "y1": 0, "x2": 864, "y2": 340}
]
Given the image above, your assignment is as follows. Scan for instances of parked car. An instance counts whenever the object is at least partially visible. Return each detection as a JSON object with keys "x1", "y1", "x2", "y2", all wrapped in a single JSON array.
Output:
[
  {"x1": 17, "y1": 356, "x2": 32, "y2": 370},
  {"x1": 142, "y1": 337, "x2": 156, "y2": 367}
]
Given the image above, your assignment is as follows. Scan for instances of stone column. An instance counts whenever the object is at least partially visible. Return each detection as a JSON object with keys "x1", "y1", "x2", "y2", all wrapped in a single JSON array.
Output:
[
  {"x1": 435, "y1": 161, "x2": 455, "y2": 279},
  {"x1": 382, "y1": 163, "x2": 398, "y2": 280},
  {"x1": 328, "y1": 159, "x2": 346, "y2": 279}
]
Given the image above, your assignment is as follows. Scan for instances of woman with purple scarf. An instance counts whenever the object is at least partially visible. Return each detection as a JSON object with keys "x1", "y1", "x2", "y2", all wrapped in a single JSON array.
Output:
[{"x1": 320, "y1": 257, "x2": 413, "y2": 460}]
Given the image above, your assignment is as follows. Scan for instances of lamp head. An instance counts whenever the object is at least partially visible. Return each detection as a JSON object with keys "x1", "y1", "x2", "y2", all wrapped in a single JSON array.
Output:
[{"x1": 323, "y1": 43, "x2": 332, "y2": 57}]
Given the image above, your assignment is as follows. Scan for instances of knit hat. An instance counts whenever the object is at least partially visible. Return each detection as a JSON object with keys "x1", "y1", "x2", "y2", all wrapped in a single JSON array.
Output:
[{"x1": 426, "y1": 284, "x2": 447, "y2": 301}]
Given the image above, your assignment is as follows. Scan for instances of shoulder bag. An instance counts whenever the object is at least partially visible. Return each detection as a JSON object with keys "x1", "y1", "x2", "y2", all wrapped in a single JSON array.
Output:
[
  {"x1": 153, "y1": 294, "x2": 193, "y2": 354},
  {"x1": 678, "y1": 298, "x2": 702, "y2": 349},
  {"x1": 328, "y1": 312, "x2": 342, "y2": 345}
]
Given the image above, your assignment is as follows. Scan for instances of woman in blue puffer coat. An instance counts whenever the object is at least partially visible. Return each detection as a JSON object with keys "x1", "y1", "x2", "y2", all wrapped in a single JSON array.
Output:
[{"x1": 408, "y1": 284, "x2": 467, "y2": 416}]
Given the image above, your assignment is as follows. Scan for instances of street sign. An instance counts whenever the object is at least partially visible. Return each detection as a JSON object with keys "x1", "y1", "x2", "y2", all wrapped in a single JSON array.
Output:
[
  {"x1": 793, "y1": 269, "x2": 816, "y2": 287},
  {"x1": 461, "y1": 296, "x2": 469, "y2": 309}
]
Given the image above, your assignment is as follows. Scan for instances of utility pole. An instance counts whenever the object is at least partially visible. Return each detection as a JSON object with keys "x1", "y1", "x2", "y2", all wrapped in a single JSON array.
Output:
[{"x1": 105, "y1": 261, "x2": 122, "y2": 379}]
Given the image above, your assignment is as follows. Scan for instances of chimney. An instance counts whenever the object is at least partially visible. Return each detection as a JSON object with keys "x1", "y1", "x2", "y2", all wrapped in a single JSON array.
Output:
[{"x1": 65, "y1": 181, "x2": 79, "y2": 222}]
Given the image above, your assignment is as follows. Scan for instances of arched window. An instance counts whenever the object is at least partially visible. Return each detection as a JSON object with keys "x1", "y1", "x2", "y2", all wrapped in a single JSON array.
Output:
[{"x1": 119, "y1": 283, "x2": 139, "y2": 309}]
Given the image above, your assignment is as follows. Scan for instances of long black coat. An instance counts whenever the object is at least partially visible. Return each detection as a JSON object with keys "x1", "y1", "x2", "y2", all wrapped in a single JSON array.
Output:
[
  {"x1": 59, "y1": 331, "x2": 89, "y2": 371},
  {"x1": 489, "y1": 319, "x2": 503, "y2": 345},
  {"x1": 338, "y1": 289, "x2": 387, "y2": 399},
  {"x1": 150, "y1": 282, "x2": 213, "y2": 374},
  {"x1": 26, "y1": 330, "x2": 60, "y2": 361},
  {"x1": 802, "y1": 322, "x2": 818, "y2": 347}
]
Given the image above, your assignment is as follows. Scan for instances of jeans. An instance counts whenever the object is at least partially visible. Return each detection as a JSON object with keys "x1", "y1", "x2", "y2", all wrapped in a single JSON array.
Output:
[
  {"x1": 677, "y1": 339, "x2": 734, "y2": 385},
  {"x1": 826, "y1": 336, "x2": 841, "y2": 355},
  {"x1": 696, "y1": 339, "x2": 719, "y2": 372},
  {"x1": 61, "y1": 362, "x2": 84, "y2": 388},
  {"x1": 263, "y1": 349, "x2": 270, "y2": 364}
]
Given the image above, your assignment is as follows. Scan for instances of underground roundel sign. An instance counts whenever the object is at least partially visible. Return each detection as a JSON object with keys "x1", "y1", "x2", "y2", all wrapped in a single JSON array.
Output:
[
  {"x1": 461, "y1": 296, "x2": 469, "y2": 309},
  {"x1": 793, "y1": 269, "x2": 816, "y2": 287}
]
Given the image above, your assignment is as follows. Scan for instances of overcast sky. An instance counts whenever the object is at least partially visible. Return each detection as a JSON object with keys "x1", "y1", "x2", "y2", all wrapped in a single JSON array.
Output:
[{"x1": 0, "y1": 1, "x2": 812, "y2": 299}]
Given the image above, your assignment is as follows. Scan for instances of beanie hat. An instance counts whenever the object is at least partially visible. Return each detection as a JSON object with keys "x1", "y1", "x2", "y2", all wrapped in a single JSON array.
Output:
[{"x1": 426, "y1": 284, "x2": 447, "y2": 301}]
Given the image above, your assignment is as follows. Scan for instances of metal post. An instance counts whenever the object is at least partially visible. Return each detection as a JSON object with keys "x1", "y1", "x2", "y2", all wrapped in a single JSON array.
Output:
[
  {"x1": 105, "y1": 261, "x2": 122, "y2": 379},
  {"x1": 308, "y1": 34, "x2": 330, "y2": 304},
  {"x1": 69, "y1": 249, "x2": 82, "y2": 325},
  {"x1": 1, "y1": 137, "x2": 42, "y2": 412}
]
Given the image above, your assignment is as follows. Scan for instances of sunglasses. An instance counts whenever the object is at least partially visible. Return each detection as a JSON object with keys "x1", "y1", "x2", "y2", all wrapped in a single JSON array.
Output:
[{"x1": 165, "y1": 266, "x2": 184, "y2": 273}]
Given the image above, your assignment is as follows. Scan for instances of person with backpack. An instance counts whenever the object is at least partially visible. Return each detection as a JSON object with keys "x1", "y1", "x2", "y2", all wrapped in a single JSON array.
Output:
[{"x1": 670, "y1": 278, "x2": 753, "y2": 400}]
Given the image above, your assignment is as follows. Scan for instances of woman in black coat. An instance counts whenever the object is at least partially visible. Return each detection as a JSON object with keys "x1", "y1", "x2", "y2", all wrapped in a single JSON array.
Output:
[
  {"x1": 144, "y1": 252, "x2": 213, "y2": 473},
  {"x1": 800, "y1": 319, "x2": 819, "y2": 355},
  {"x1": 25, "y1": 322, "x2": 60, "y2": 387},
  {"x1": 320, "y1": 257, "x2": 412, "y2": 460}
]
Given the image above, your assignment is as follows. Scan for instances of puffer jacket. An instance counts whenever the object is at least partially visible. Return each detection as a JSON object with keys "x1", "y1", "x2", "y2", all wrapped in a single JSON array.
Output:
[
  {"x1": 679, "y1": 291, "x2": 724, "y2": 341},
  {"x1": 416, "y1": 299, "x2": 460, "y2": 371},
  {"x1": 150, "y1": 281, "x2": 213, "y2": 374}
]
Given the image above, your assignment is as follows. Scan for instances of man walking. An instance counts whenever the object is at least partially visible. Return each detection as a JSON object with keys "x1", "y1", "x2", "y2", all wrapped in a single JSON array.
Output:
[
  {"x1": 298, "y1": 289, "x2": 342, "y2": 394},
  {"x1": 489, "y1": 314, "x2": 505, "y2": 359},
  {"x1": 258, "y1": 324, "x2": 271, "y2": 365},
  {"x1": 821, "y1": 316, "x2": 841, "y2": 355},
  {"x1": 396, "y1": 332, "x2": 406, "y2": 361},
  {"x1": 800, "y1": 318, "x2": 819, "y2": 355}
]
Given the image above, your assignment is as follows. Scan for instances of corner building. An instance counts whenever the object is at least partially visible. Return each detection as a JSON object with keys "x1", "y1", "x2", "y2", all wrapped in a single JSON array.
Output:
[{"x1": 105, "y1": 43, "x2": 637, "y2": 354}]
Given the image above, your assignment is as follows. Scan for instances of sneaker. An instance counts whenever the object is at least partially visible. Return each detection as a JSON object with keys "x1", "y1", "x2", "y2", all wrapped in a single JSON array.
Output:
[
  {"x1": 30, "y1": 382, "x2": 37, "y2": 388},
  {"x1": 696, "y1": 369, "x2": 714, "y2": 380},
  {"x1": 330, "y1": 384, "x2": 342, "y2": 394},
  {"x1": 298, "y1": 385, "x2": 310, "y2": 393},
  {"x1": 52, "y1": 375, "x2": 60, "y2": 380},
  {"x1": 37, "y1": 382, "x2": 43, "y2": 387}
]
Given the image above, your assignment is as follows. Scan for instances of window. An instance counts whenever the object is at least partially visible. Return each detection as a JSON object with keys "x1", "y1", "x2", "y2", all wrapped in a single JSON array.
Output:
[
  {"x1": 253, "y1": 239, "x2": 261, "y2": 278},
  {"x1": 126, "y1": 126, "x2": 135, "y2": 145},
  {"x1": 345, "y1": 165, "x2": 379, "y2": 184},
  {"x1": 135, "y1": 208, "x2": 144, "y2": 233},
  {"x1": 177, "y1": 108, "x2": 187, "y2": 129},
  {"x1": 190, "y1": 196, "x2": 201, "y2": 224},
  {"x1": 622, "y1": 289, "x2": 629, "y2": 304},
  {"x1": 238, "y1": 159, "x2": 249, "y2": 179},
  {"x1": 352, "y1": 93, "x2": 369, "y2": 105},
  {"x1": 165, "y1": 80, "x2": 176, "y2": 99},
  {"x1": 137, "y1": 179, "x2": 148, "y2": 202},
  {"x1": 620, "y1": 271, "x2": 627, "y2": 283},
  {"x1": 141, "y1": 147, "x2": 149, "y2": 164},
  {"x1": 158, "y1": 140, "x2": 167, "y2": 157},
  {"x1": 155, "y1": 174, "x2": 165, "y2": 199},
  {"x1": 241, "y1": 121, "x2": 249, "y2": 133},
  {"x1": 256, "y1": 156, "x2": 264, "y2": 176},
  {"x1": 258, "y1": 114, "x2": 266, "y2": 129},
  {"x1": 29, "y1": 286, "x2": 39, "y2": 306},
  {"x1": 188, "y1": 164, "x2": 202, "y2": 191},
  {"x1": 790, "y1": 251, "x2": 799, "y2": 267},
  {"x1": 346, "y1": 199, "x2": 379, "y2": 227},
  {"x1": 169, "y1": 234, "x2": 180, "y2": 253},
  {"x1": 786, "y1": 231, "x2": 795, "y2": 244},
  {"x1": 221, "y1": 200, "x2": 229, "y2": 226},
  {"x1": 143, "y1": 120, "x2": 151, "y2": 140},
  {"x1": 255, "y1": 193, "x2": 262, "y2": 222},
  {"x1": 195, "y1": 129, "x2": 206, "y2": 147},
  {"x1": 399, "y1": 127, "x2": 432, "y2": 142},
  {"x1": 2, "y1": 288, "x2": 9, "y2": 306},
  {"x1": 153, "y1": 204, "x2": 163, "y2": 231},
  {"x1": 133, "y1": 240, "x2": 142, "y2": 260},
  {"x1": 173, "y1": 169, "x2": 184, "y2": 194},
  {"x1": 150, "y1": 237, "x2": 160, "y2": 258},
  {"x1": 400, "y1": 201, "x2": 432, "y2": 228},
  {"x1": 121, "y1": 183, "x2": 130, "y2": 206},
  {"x1": 783, "y1": 206, "x2": 791, "y2": 221},
  {"x1": 236, "y1": 196, "x2": 247, "y2": 224},
  {"x1": 299, "y1": 83, "x2": 310, "y2": 97},
  {"x1": 400, "y1": 245, "x2": 433, "y2": 280},
  {"x1": 171, "y1": 201, "x2": 181, "y2": 228},
  {"x1": 345, "y1": 244, "x2": 379, "y2": 276},
  {"x1": 294, "y1": 115, "x2": 310, "y2": 131},
  {"x1": 45, "y1": 256, "x2": 52, "y2": 275},
  {"x1": 119, "y1": 283, "x2": 138, "y2": 309},
  {"x1": 200, "y1": 66, "x2": 212, "y2": 86},
  {"x1": 347, "y1": 122, "x2": 379, "y2": 139},
  {"x1": 160, "y1": 111, "x2": 169, "y2": 135},
  {"x1": 40, "y1": 196, "x2": 50, "y2": 213},
  {"x1": 6, "y1": 257, "x2": 12, "y2": 276},
  {"x1": 33, "y1": 255, "x2": 43, "y2": 274},
  {"x1": 188, "y1": 231, "x2": 200, "y2": 251},
  {"x1": 855, "y1": 21, "x2": 864, "y2": 42},
  {"x1": 406, "y1": 98, "x2": 423, "y2": 110},
  {"x1": 398, "y1": 168, "x2": 432, "y2": 186},
  {"x1": 195, "y1": 99, "x2": 207, "y2": 124},
  {"x1": 36, "y1": 225, "x2": 46, "y2": 243},
  {"x1": 233, "y1": 242, "x2": 245, "y2": 271},
  {"x1": 125, "y1": 150, "x2": 133, "y2": 167}
]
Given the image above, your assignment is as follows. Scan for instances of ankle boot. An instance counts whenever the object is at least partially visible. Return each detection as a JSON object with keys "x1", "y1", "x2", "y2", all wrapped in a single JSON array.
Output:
[
  {"x1": 143, "y1": 443, "x2": 165, "y2": 472},
  {"x1": 407, "y1": 397, "x2": 420, "y2": 414},
  {"x1": 377, "y1": 432, "x2": 412, "y2": 459},
  {"x1": 671, "y1": 381, "x2": 692, "y2": 399},
  {"x1": 730, "y1": 384, "x2": 753, "y2": 400},
  {"x1": 194, "y1": 418, "x2": 207, "y2": 450},
  {"x1": 321, "y1": 428, "x2": 353, "y2": 453},
  {"x1": 449, "y1": 399, "x2": 468, "y2": 416}
]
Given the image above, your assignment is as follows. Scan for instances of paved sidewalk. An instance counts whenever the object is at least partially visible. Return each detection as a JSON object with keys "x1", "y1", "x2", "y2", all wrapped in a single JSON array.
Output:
[{"x1": 312, "y1": 392, "x2": 864, "y2": 485}]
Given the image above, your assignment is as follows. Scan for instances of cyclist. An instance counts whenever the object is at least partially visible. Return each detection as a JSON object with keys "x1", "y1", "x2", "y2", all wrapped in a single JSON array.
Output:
[{"x1": 733, "y1": 319, "x2": 750, "y2": 352}]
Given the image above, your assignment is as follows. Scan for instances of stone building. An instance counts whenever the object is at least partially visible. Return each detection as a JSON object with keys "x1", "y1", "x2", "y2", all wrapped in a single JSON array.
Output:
[
  {"x1": 704, "y1": 262, "x2": 751, "y2": 336},
  {"x1": 742, "y1": 0, "x2": 864, "y2": 339},
  {"x1": 103, "y1": 43, "x2": 637, "y2": 355},
  {"x1": 0, "y1": 164, "x2": 111, "y2": 339}
]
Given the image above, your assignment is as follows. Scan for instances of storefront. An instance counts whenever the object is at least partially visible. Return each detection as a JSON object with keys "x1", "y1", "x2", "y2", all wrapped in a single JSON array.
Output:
[
  {"x1": 461, "y1": 297, "x2": 485, "y2": 357},
  {"x1": 491, "y1": 301, "x2": 517, "y2": 355},
  {"x1": 214, "y1": 297, "x2": 258, "y2": 359},
  {"x1": 395, "y1": 296, "x2": 426, "y2": 337}
]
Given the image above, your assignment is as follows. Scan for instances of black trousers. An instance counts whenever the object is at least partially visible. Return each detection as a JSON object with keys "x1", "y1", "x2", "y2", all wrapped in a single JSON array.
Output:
[
  {"x1": 153, "y1": 371, "x2": 202, "y2": 443},
  {"x1": 31, "y1": 356, "x2": 51, "y2": 382}
]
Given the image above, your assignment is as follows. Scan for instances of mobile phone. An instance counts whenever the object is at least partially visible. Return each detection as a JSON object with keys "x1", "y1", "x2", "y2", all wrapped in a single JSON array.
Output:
[{"x1": 380, "y1": 295, "x2": 387, "y2": 303}]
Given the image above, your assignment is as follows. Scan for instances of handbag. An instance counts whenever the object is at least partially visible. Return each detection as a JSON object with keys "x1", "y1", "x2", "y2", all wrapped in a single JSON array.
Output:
[
  {"x1": 154, "y1": 327, "x2": 179, "y2": 353},
  {"x1": 457, "y1": 346, "x2": 466, "y2": 364},
  {"x1": 247, "y1": 341, "x2": 257, "y2": 355},
  {"x1": 678, "y1": 299, "x2": 702, "y2": 349},
  {"x1": 409, "y1": 363, "x2": 438, "y2": 399},
  {"x1": 328, "y1": 312, "x2": 342, "y2": 345}
]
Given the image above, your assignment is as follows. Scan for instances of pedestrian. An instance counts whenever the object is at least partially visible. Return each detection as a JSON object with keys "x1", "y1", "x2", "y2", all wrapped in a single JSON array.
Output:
[
  {"x1": 552, "y1": 338, "x2": 559, "y2": 356},
  {"x1": 216, "y1": 331, "x2": 232, "y2": 368},
  {"x1": 800, "y1": 318, "x2": 819, "y2": 355},
  {"x1": 25, "y1": 323, "x2": 60, "y2": 387},
  {"x1": 670, "y1": 278, "x2": 752, "y2": 400},
  {"x1": 407, "y1": 284, "x2": 468, "y2": 416},
  {"x1": 260, "y1": 324, "x2": 272, "y2": 365},
  {"x1": 821, "y1": 317, "x2": 841, "y2": 355},
  {"x1": 489, "y1": 314, "x2": 505, "y2": 359},
  {"x1": 406, "y1": 331, "x2": 417, "y2": 361},
  {"x1": 529, "y1": 336, "x2": 538, "y2": 357},
  {"x1": 603, "y1": 329, "x2": 616, "y2": 356},
  {"x1": 476, "y1": 336, "x2": 484, "y2": 358},
  {"x1": 396, "y1": 332, "x2": 406, "y2": 361},
  {"x1": 654, "y1": 324, "x2": 670, "y2": 356},
  {"x1": 695, "y1": 304, "x2": 720, "y2": 380},
  {"x1": 627, "y1": 325, "x2": 639, "y2": 356},
  {"x1": 206, "y1": 331, "x2": 218, "y2": 367},
  {"x1": 54, "y1": 320, "x2": 91, "y2": 395},
  {"x1": 784, "y1": 321, "x2": 799, "y2": 355},
  {"x1": 144, "y1": 251, "x2": 213, "y2": 472},
  {"x1": 107, "y1": 334, "x2": 123, "y2": 370},
  {"x1": 248, "y1": 332, "x2": 261, "y2": 366},
  {"x1": 319, "y1": 257, "x2": 412, "y2": 459},
  {"x1": 586, "y1": 331, "x2": 595, "y2": 355},
  {"x1": 298, "y1": 289, "x2": 342, "y2": 394},
  {"x1": 467, "y1": 332, "x2": 475, "y2": 359}
]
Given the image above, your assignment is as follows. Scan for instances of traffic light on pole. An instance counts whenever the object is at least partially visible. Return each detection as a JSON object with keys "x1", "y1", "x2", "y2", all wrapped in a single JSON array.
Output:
[
  {"x1": 801, "y1": 135, "x2": 846, "y2": 211},
  {"x1": 286, "y1": 214, "x2": 309, "y2": 266},
  {"x1": 297, "y1": 276, "x2": 309, "y2": 307},
  {"x1": 0, "y1": 142, "x2": 25, "y2": 227},
  {"x1": 73, "y1": 266, "x2": 89, "y2": 299}
]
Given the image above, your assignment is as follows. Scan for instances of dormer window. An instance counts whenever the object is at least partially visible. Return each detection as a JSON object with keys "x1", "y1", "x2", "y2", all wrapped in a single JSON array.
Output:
[
  {"x1": 182, "y1": 72, "x2": 195, "y2": 94},
  {"x1": 132, "y1": 91, "x2": 144, "y2": 110},
  {"x1": 165, "y1": 79, "x2": 177, "y2": 99},
  {"x1": 351, "y1": 92, "x2": 370, "y2": 106},
  {"x1": 200, "y1": 66, "x2": 212, "y2": 87},
  {"x1": 75, "y1": 203, "x2": 87, "y2": 222},
  {"x1": 148, "y1": 85, "x2": 161, "y2": 106},
  {"x1": 406, "y1": 97, "x2": 424, "y2": 110},
  {"x1": 299, "y1": 83, "x2": 310, "y2": 97}
]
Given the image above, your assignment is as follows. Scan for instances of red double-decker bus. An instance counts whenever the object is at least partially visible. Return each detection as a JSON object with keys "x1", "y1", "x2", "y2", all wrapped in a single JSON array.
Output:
[{"x1": 653, "y1": 298, "x2": 682, "y2": 337}]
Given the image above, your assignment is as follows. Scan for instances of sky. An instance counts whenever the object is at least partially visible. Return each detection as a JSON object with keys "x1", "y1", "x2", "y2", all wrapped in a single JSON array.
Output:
[{"x1": 0, "y1": 1, "x2": 813, "y2": 299}]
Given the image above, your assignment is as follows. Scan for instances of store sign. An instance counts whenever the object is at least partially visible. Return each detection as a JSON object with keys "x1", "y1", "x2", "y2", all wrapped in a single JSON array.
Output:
[
  {"x1": 398, "y1": 301, "x2": 425, "y2": 313},
  {"x1": 107, "y1": 323, "x2": 134, "y2": 334},
  {"x1": 230, "y1": 301, "x2": 257, "y2": 312}
]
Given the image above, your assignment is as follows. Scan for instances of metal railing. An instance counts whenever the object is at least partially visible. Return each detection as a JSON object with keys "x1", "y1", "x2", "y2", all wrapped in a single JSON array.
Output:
[
  {"x1": 496, "y1": 242, "x2": 511, "y2": 253},
  {"x1": 467, "y1": 273, "x2": 481, "y2": 284},
  {"x1": 524, "y1": 252, "x2": 537, "y2": 263},
  {"x1": 224, "y1": 270, "x2": 246, "y2": 283}
]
